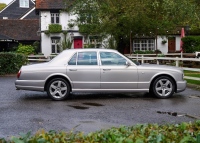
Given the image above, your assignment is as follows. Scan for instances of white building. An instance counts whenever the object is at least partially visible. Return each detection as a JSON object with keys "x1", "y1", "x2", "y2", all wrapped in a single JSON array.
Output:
[{"x1": 35, "y1": 0, "x2": 183, "y2": 56}]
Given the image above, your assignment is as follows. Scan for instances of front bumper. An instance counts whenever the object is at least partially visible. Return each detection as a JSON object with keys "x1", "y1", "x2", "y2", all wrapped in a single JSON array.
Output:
[{"x1": 176, "y1": 80, "x2": 187, "y2": 93}]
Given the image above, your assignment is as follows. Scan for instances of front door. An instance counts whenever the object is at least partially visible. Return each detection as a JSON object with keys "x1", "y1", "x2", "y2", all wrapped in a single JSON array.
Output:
[
  {"x1": 74, "y1": 39, "x2": 83, "y2": 49},
  {"x1": 168, "y1": 37, "x2": 176, "y2": 53},
  {"x1": 99, "y1": 51, "x2": 138, "y2": 90}
]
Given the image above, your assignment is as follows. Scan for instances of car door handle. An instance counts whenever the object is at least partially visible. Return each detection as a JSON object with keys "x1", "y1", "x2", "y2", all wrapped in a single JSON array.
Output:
[
  {"x1": 103, "y1": 69, "x2": 111, "y2": 71},
  {"x1": 69, "y1": 69, "x2": 77, "y2": 71}
]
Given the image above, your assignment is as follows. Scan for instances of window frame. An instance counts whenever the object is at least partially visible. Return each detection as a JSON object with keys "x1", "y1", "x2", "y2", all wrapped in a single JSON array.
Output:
[
  {"x1": 133, "y1": 39, "x2": 155, "y2": 51},
  {"x1": 51, "y1": 38, "x2": 60, "y2": 54},
  {"x1": 51, "y1": 13, "x2": 60, "y2": 24},
  {"x1": 100, "y1": 52, "x2": 127, "y2": 66},
  {"x1": 19, "y1": 0, "x2": 29, "y2": 8},
  {"x1": 68, "y1": 52, "x2": 98, "y2": 66}
]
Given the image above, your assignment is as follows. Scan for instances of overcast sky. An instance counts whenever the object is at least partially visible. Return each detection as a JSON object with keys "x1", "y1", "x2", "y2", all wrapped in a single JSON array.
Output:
[{"x1": 0, "y1": 0, "x2": 12, "y2": 4}]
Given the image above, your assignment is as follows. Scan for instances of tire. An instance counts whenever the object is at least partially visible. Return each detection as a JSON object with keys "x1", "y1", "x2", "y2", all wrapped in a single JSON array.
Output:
[
  {"x1": 152, "y1": 76, "x2": 175, "y2": 99},
  {"x1": 47, "y1": 78, "x2": 70, "y2": 101}
]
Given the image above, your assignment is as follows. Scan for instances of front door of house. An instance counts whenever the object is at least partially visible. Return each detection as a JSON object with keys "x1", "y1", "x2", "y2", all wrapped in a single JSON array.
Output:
[
  {"x1": 74, "y1": 39, "x2": 83, "y2": 49},
  {"x1": 168, "y1": 37, "x2": 176, "y2": 53}
]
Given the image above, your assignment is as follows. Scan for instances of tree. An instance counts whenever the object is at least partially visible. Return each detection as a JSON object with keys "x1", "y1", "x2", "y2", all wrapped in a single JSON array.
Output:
[
  {"x1": 66, "y1": 0, "x2": 200, "y2": 52},
  {"x1": 0, "y1": 3, "x2": 6, "y2": 11}
]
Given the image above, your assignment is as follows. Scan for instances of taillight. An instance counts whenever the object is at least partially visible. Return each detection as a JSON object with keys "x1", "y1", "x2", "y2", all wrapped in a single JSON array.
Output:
[{"x1": 17, "y1": 70, "x2": 21, "y2": 78}]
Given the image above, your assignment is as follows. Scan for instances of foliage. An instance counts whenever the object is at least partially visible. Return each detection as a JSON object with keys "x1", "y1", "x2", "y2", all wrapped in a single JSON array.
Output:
[
  {"x1": 59, "y1": 33, "x2": 73, "y2": 51},
  {"x1": 133, "y1": 50, "x2": 162, "y2": 54},
  {"x1": 0, "y1": 3, "x2": 6, "y2": 11},
  {"x1": 182, "y1": 36, "x2": 200, "y2": 53},
  {"x1": 67, "y1": 0, "x2": 199, "y2": 52},
  {"x1": 45, "y1": 24, "x2": 62, "y2": 34},
  {"x1": 16, "y1": 44, "x2": 35, "y2": 55},
  {"x1": 0, "y1": 52, "x2": 28, "y2": 75},
  {"x1": 32, "y1": 41, "x2": 40, "y2": 54},
  {"x1": 1, "y1": 121, "x2": 200, "y2": 142},
  {"x1": 103, "y1": 36, "x2": 117, "y2": 49}
]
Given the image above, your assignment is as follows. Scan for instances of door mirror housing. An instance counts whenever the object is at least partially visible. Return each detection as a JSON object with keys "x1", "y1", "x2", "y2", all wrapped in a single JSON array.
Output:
[{"x1": 125, "y1": 61, "x2": 131, "y2": 66}]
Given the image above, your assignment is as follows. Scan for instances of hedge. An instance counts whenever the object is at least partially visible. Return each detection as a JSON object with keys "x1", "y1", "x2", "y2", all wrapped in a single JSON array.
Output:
[
  {"x1": 0, "y1": 52, "x2": 28, "y2": 75},
  {"x1": 1, "y1": 120, "x2": 200, "y2": 143},
  {"x1": 182, "y1": 36, "x2": 200, "y2": 53}
]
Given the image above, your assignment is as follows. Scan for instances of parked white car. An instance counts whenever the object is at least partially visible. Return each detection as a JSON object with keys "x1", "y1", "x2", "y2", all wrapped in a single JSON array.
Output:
[{"x1": 15, "y1": 49, "x2": 186, "y2": 101}]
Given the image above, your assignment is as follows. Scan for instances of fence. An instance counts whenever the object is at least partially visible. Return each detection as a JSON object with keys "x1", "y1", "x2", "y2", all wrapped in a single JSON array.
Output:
[
  {"x1": 125, "y1": 53, "x2": 200, "y2": 70},
  {"x1": 28, "y1": 53, "x2": 200, "y2": 71}
]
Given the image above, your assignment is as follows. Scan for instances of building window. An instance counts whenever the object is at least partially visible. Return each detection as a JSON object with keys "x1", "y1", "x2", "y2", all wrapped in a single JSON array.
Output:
[
  {"x1": 133, "y1": 39, "x2": 155, "y2": 51},
  {"x1": 51, "y1": 13, "x2": 60, "y2": 24},
  {"x1": 84, "y1": 36, "x2": 102, "y2": 48},
  {"x1": 51, "y1": 38, "x2": 60, "y2": 54},
  {"x1": 19, "y1": 0, "x2": 29, "y2": 8}
]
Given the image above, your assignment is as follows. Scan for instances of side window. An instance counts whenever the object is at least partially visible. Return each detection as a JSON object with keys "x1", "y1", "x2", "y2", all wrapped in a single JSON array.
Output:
[
  {"x1": 77, "y1": 52, "x2": 97, "y2": 65},
  {"x1": 68, "y1": 53, "x2": 77, "y2": 65},
  {"x1": 100, "y1": 52, "x2": 126, "y2": 65}
]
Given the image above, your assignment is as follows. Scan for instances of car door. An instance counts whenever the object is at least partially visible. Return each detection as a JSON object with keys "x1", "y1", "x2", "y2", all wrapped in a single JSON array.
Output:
[
  {"x1": 67, "y1": 51, "x2": 100, "y2": 90},
  {"x1": 100, "y1": 51, "x2": 138, "y2": 90}
]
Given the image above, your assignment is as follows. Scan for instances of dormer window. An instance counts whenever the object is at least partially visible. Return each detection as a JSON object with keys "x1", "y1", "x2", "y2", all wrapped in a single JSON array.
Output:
[{"x1": 20, "y1": 0, "x2": 29, "y2": 8}]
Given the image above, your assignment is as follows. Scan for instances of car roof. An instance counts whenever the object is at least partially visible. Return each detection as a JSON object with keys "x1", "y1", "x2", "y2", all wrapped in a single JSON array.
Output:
[{"x1": 62, "y1": 48, "x2": 118, "y2": 53}]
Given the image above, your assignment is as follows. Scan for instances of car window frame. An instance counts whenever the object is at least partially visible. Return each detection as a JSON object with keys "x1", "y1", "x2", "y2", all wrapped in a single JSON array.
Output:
[
  {"x1": 68, "y1": 51, "x2": 98, "y2": 66},
  {"x1": 99, "y1": 51, "x2": 127, "y2": 66}
]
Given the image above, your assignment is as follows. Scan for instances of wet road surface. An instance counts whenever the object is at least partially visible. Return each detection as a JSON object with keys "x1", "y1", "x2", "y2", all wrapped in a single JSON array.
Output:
[{"x1": 0, "y1": 76, "x2": 200, "y2": 137}]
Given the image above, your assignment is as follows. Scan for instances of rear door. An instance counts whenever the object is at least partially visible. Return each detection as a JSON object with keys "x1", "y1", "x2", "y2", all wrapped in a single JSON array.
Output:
[{"x1": 67, "y1": 51, "x2": 100, "y2": 89}]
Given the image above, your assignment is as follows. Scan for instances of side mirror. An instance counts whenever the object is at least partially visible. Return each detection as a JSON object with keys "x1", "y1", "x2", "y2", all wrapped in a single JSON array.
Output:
[{"x1": 125, "y1": 61, "x2": 131, "y2": 66}]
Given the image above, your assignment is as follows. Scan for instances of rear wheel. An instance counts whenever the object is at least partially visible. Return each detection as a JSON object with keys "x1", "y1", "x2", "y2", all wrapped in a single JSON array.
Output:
[
  {"x1": 47, "y1": 78, "x2": 70, "y2": 101},
  {"x1": 152, "y1": 76, "x2": 175, "y2": 99}
]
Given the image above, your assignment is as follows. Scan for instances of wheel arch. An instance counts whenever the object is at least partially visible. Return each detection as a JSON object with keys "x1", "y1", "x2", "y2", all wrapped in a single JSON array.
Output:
[
  {"x1": 149, "y1": 74, "x2": 177, "y2": 92},
  {"x1": 44, "y1": 74, "x2": 72, "y2": 92}
]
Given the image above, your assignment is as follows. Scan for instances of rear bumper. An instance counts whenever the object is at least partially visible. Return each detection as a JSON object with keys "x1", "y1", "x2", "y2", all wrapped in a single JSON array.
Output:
[
  {"x1": 176, "y1": 80, "x2": 187, "y2": 93},
  {"x1": 15, "y1": 80, "x2": 45, "y2": 91}
]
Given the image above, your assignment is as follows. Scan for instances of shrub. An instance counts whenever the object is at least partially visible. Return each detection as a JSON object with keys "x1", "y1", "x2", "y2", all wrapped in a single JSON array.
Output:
[
  {"x1": 49, "y1": 24, "x2": 62, "y2": 33},
  {"x1": 16, "y1": 44, "x2": 35, "y2": 55},
  {"x1": 182, "y1": 36, "x2": 200, "y2": 53},
  {"x1": 1, "y1": 121, "x2": 200, "y2": 142},
  {"x1": 0, "y1": 52, "x2": 28, "y2": 75}
]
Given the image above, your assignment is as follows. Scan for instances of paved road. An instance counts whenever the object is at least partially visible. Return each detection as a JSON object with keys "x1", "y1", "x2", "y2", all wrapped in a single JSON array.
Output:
[{"x1": 0, "y1": 76, "x2": 200, "y2": 138}]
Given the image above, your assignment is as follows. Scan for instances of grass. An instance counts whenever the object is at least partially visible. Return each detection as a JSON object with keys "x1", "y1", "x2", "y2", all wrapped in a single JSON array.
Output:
[
  {"x1": 185, "y1": 79, "x2": 200, "y2": 86},
  {"x1": 184, "y1": 70, "x2": 200, "y2": 85},
  {"x1": 184, "y1": 70, "x2": 200, "y2": 78}
]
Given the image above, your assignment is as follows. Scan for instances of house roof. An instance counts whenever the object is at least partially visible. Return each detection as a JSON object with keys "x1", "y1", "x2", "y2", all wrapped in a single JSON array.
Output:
[
  {"x1": 0, "y1": 34, "x2": 13, "y2": 40},
  {"x1": 0, "y1": 0, "x2": 38, "y2": 19},
  {"x1": 0, "y1": 19, "x2": 40, "y2": 41},
  {"x1": 35, "y1": 0, "x2": 64, "y2": 10}
]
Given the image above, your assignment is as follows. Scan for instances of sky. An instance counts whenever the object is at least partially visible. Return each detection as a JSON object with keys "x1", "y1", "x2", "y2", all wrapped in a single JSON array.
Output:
[{"x1": 0, "y1": 0, "x2": 12, "y2": 4}]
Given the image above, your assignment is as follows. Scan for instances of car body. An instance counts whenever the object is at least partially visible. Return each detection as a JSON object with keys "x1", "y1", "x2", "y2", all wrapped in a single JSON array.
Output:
[{"x1": 15, "y1": 49, "x2": 186, "y2": 100}]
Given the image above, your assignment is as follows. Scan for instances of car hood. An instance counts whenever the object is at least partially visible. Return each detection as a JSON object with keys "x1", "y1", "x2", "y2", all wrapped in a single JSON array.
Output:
[{"x1": 138, "y1": 64, "x2": 183, "y2": 72}]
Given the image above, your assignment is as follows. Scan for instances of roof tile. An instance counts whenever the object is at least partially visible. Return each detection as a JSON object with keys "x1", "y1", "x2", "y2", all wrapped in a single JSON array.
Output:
[
  {"x1": 36, "y1": 0, "x2": 64, "y2": 9},
  {"x1": 0, "y1": 19, "x2": 40, "y2": 41}
]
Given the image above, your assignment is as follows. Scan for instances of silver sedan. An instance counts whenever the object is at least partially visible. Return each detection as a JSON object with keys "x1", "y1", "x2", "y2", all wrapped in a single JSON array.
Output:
[{"x1": 15, "y1": 49, "x2": 186, "y2": 101}]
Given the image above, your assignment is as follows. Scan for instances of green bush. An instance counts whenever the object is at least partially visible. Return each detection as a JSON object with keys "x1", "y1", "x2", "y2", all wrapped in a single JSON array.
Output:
[
  {"x1": 16, "y1": 44, "x2": 35, "y2": 55},
  {"x1": 1, "y1": 121, "x2": 200, "y2": 142},
  {"x1": 133, "y1": 50, "x2": 162, "y2": 54},
  {"x1": 49, "y1": 24, "x2": 62, "y2": 33},
  {"x1": 182, "y1": 36, "x2": 200, "y2": 53},
  {"x1": 0, "y1": 52, "x2": 28, "y2": 75}
]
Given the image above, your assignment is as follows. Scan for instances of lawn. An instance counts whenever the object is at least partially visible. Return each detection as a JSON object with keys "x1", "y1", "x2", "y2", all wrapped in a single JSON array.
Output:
[
  {"x1": 184, "y1": 70, "x2": 200, "y2": 85},
  {"x1": 184, "y1": 70, "x2": 200, "y2": 78}
]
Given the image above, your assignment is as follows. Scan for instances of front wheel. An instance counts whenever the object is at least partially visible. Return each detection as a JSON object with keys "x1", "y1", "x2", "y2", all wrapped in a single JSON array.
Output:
[
  {"x1": 47, "y1": 78, "x2": 70, "y2": 101},
  {"x1": 152, "y1": 76, "x2": 175, "y2": 99}
]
